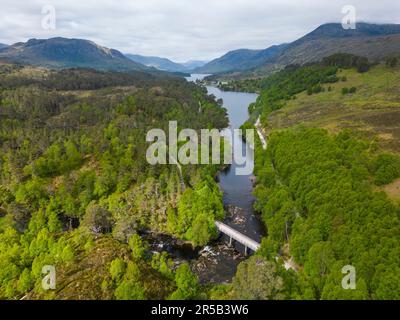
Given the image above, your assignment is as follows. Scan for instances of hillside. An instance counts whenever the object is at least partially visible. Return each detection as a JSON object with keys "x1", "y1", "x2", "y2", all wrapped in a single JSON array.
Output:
[
  {"x1": 181, "y1": 60, "x2": 208, "y2": 69},
  {"x1": 125, "y1": 54, "x2": 188, "y2": 72},
  {"x1": 125, "y1": 55, "x2": 208, "y2": 73},
  {"x1": 260, "y1": 64, "x2": 399, "y2": 154},
  {"x1": 194, "y1": 44, "x2": 287, "y2": 74},
  {"x1": 0, "y1": 63, "x2": 228, "y2": 300},
  {"x1": 0, "y1": 38, "x2": 149, "y2": 72},
  {"x1": 198, "y1": 23, "x2": 400, "y2": 78},
  {"x1": 240, "y1": 58, "x2": 400, "y2": 299}
]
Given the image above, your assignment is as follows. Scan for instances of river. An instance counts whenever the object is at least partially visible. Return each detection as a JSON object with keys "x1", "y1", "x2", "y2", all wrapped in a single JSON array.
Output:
[{"x1": 147, "y1": 74, "x2": 265, "y2": 284}]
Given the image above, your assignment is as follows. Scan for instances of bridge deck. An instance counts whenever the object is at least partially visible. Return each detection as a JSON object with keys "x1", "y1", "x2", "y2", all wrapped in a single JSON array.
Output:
[{"x1": 215, "y1": 221, "x2": 260, "y2": 252}]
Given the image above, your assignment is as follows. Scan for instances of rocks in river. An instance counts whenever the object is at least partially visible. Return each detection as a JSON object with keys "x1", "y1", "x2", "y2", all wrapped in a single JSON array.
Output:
[
  {"x1": 200, "y1": 246, "x2": 217, "y2": 257},
  {"x1": 191, "y1": 243, "x2": 246, "y2": 284},
  {"x1": 225, "y1": 205, "x2": 247, "y2": 225}
]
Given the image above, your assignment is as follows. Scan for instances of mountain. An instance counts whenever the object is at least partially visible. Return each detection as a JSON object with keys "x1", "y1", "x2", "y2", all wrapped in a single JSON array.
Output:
[
  {"x1": 181, "y1": 60, "x2": 208, "y2": 69},
  {"x1": 0, "y1": 38, "x2": 149, "y2": 72},
  {"x1": 276, "y1": 22, "x2": 400, "y2": 66},
  {"x1": 125, "y1": 55, "x2": 208, "y2": 72},
  {"x1": 194, "y1": 44, "x2": 287, "y2": 74},
  {"x1": 196, "y1": 22, "x2": 400, "y2": 76},
  {"x1": 0, "y1": 43, "x2": 8, "y2": 49},
  {"x1": 125, "y1": 54, "x2": 188, "y2": 72}
]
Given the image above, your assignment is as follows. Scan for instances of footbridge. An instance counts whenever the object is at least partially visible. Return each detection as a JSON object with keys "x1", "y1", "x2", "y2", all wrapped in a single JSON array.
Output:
[{"x1": 215, "y1": 221, "x2": 260, "y2": 255}]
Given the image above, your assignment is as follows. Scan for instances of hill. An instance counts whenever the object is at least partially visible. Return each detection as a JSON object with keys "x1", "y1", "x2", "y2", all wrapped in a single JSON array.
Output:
[
  {"x1": 194, "y1": 44, "x2": 287, "y2": 74},
  {"x1": 243, "y1": 58, "x2": 400, "y2": 300},
  {"x1": 125, "y1": 54, "x2": 188, "y2": 72},
  {"x1": 125, "y1": 55, "x2": 208, "y2": 72},
  {"x1": 0, "y1": 63, "x2": 228, "y2": 299},
  {"x1": 197, "y1": 23, "x2": 400, "y2": 78},
  {"x1": 181, "y1": 60, "x2": 208, "y2": 70},
  {"x1": 0, "y1": 38, "x2": 149, "y2": 72},
  {"x1": 276, "y1": 23, "x2": 400, "y2": 66},
  {"x1": 265, "y1": 63, "x2": 400, "y2": 154}
]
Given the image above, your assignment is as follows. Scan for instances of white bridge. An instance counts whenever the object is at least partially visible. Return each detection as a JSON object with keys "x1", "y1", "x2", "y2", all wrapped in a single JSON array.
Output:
[{"x1": 215, "y1": 221, "x2": 260, "y2": 255}]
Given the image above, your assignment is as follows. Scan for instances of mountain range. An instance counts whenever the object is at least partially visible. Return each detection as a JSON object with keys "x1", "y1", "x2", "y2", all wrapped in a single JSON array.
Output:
[
  {"x1": 125, "y1": 54, "x2": 207, "y2": 72},
  {"x1": 1, "y1": 22, "x2": 400, "y2": 77},
  {"x1": 195, "y1": 22, "x2": 400, "y2": 76},
  {"x1": 0, "y1": 37, "x2": 149, "y2": 72}
]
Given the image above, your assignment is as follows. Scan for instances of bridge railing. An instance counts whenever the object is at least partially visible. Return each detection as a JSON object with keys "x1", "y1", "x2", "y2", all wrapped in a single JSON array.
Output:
[{"x1": 215, "y1": 221, "x2": 260, "y2": 254}]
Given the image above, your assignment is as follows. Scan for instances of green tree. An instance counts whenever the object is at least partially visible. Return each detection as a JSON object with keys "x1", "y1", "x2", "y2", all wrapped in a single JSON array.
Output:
[
  {"x1": 169, "y1": 263, "x2": 200, "y2": 300},
  {"x1": 233, "y1": 256, "x2": 284, "y2": 300},
  {"x1": 110, "y1": 258, "x2": 127, "y2": 282},
  {"x1": 128, "y1": 234, "x2": 147, "y2": 260}
]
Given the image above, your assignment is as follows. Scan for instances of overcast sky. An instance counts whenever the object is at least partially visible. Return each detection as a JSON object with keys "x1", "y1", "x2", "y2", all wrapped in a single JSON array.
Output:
[{"x1": 0, "y1": 0, "x2": 399, "y2": 62}]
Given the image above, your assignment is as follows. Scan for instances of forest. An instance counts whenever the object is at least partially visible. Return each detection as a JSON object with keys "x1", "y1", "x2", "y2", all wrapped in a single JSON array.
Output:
[
  {"x1": 225, "y1": 54, "x2": 400, "y2": 300},
  {"x1": 0, "y1": 63, "x2": 229, "y2": 299},
  {"x1": 0, "y1": 53, "x2": 399, "y2": 300},
  {"x1": 251, "y1": 127, "x2": 400, "y2": 299}
]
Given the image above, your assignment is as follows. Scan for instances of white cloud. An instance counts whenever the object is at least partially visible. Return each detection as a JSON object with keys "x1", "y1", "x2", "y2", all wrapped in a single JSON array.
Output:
[{"x1": 0, "y1": 0, "x2": 399, "y2": 61}]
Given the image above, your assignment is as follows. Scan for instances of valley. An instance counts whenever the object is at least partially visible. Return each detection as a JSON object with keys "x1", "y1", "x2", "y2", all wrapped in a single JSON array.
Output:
[{"x1": 0, "y1": 15, "x2": 399, "y2": 301}]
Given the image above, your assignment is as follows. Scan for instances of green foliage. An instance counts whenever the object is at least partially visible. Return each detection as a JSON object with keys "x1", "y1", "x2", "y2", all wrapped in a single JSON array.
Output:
[
  {"x1": 249, "y1": 64, "x2": 339, "y2": 121},
  {"x1": 322, "y1": 53, "x2": 371, "y2": 73},
  {"x1": 168, "y1": 177, "x2": 224, "y2": 246},
  {"x1": 110, "y1": 258, "x2": 127, "y2": 282},
  {"x1": 386, "y1": 56, "x2": 398, "y2": 68},
  {"x1": 342, "y1": 87, "x2": 357, "y2": 95},
  {"x1": 114, "y1": 261, "x2": 146, "y2": 300},
  {"x1": 233, "y1": 256, "x2": 284, "y2": 300},
  {"x1": 254, "y1": 127, "x2": 400, "y2": 299},
  {"x1": 169, "y1": 263, "x2": 200, "y2": 300},
  {"x1": 114, "y1": 281, "x2": 146, "y2": 300},
  {"x1": 208, "y1": 284, "x2": 232, "y2": 300},
  {"x1": 27, "y1": 141, "x2": 83, "y2": 178},
  {"x1": 0, "y1": 65, "x2": 228, "y2": 299},
  {"x1": 371, "y1": 153, "x2": 400, "y2": 185},
  {"x1": 151, "y1": 252, "x2": 174, "y2": 280},
  {"x1": 128, "y1": 234, "x2": 147, "y2": 260}
]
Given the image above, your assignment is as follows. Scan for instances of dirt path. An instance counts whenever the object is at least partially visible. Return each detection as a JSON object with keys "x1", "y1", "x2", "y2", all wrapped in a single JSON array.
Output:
[{"x1": 255, "y1": 116, "x2": 267, "y2": 150}]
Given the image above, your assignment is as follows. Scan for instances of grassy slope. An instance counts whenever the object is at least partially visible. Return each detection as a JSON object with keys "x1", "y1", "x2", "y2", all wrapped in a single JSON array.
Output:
[
  {"x1": 266, "y1": 63, "x2": 400, "y2": 202},
  {"x1": 267, "y1": 64, "x2": 400, "y2": 153}
]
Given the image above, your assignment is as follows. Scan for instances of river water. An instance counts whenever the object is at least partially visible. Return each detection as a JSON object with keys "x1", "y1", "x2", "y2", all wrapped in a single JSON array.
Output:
[{"x1": 147, "y1": 74, "x2": 265, "y2": 284}]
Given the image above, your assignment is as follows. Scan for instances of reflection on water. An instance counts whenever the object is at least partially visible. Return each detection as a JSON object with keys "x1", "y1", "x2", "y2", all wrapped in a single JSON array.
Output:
[
  {"x1": 146, "y1": 74, "x2": 265, "y2": 284},
  {"x1": 205, "y1": 85, "x2": 265, "y2": 243}
]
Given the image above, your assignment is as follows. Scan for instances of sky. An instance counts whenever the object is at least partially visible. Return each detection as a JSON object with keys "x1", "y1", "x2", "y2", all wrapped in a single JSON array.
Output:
[{"x1": 0, "y1": 0, "x2": 399, "y2": 62}]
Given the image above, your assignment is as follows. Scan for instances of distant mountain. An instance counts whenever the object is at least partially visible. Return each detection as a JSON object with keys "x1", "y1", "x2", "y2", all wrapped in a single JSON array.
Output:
[
  {"x1": 196, "y1": 22, "x2": 400, "y2": 76},
  {"x1": 0, "y1": 38, "x2": 149, "y2": 72},
  {"x1": 0, "y1": 43, "x2": 8, "y2": 49},
  {"x1": 125, "y1": 55, "x2": 208, "y2": 72},
  {"x1": 125, "y1": 54, "x2": 188, "y2": 72},
  {"x1": 194, "y1": 44, "x2": 287, "y2": 74},
  {"x1": 277, "y1": 22, "x2": 400, "y2": 66},
  {"x1": 181, "y1": 60, "x2": 208, "y2": 70}
]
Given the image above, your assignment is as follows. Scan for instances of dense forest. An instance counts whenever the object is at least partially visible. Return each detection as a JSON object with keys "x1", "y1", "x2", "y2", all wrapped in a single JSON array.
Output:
[
  {"x1": 0, "y1": 63, "x2": 229, "y2": 299},
  {"x1": 218, "y1": 54, "x2": 400, "y2": 300},
  {"x1": 1, "y1": 53, "x2": 399, "y2": 300},
  {"x1": 251, "y1": 128, "x2": 400, "y2": 299}
]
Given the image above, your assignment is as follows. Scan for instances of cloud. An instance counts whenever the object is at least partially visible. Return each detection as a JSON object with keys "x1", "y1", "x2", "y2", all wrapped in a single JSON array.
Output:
[{"x1": 0, "y1": 0, "x2": 399, "y2": 61}]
